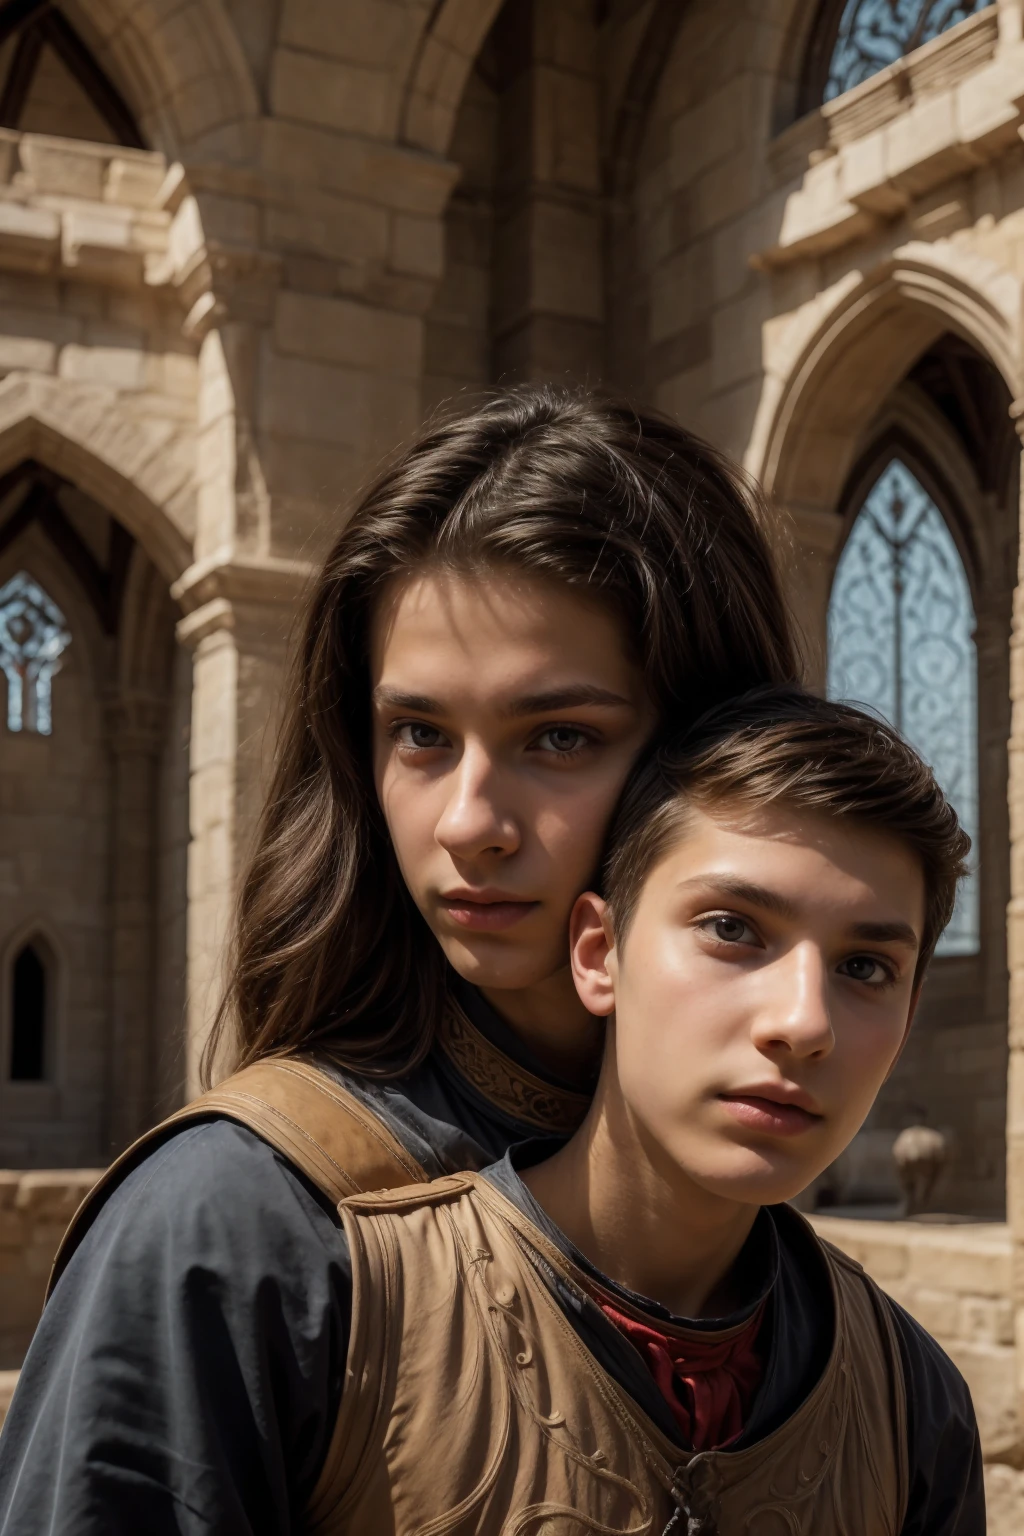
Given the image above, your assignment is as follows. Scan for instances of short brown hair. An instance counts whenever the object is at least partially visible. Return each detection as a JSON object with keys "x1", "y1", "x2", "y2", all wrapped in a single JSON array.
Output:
[
  {"x1": 210, "y1": 386, "x2": 798, "y2": 1082},
  {"x1": 604, "y1": 686, "x2": 971, "y2": 982}
]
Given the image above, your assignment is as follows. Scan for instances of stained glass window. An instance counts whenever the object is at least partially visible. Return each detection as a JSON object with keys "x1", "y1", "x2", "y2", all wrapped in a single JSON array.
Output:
[
  {"x1": 827, "y1": 459, "x2": 978, "y2": 955},
  {"x1": 0, "y1": 571, "x2": 71, "y2": 735},
  {"x1": 824, "y1": 0, "x2": 988, "y2": 101}
]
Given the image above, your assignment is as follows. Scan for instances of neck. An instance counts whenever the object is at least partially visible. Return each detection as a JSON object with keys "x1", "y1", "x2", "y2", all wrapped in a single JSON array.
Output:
[
  {"x1": 479, "y1": 964, "x2": 604, "y2": 1085},
  {"x1": 521, "y1": 1060, "x2": 758, "y2": 1318}
]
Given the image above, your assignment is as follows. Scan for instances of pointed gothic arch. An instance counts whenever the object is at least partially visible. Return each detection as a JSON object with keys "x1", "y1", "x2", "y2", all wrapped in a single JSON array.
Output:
[{"x1": 0, "y1": 0, "x2": 145, "y2": 146}]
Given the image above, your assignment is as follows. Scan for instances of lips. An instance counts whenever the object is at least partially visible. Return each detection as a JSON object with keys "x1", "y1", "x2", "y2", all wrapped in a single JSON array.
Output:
[
  {"x1": 718, "y1": 1087, "x2": 823, "y2": 1138},
  {"x1": 438, "y1": 892, "x2": 540, "y2": 933}
]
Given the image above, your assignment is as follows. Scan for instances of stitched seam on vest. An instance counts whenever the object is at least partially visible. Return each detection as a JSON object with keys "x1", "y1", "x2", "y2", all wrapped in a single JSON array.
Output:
[
  {"x1": 208, "y1": 1092, "x2": 363, "y2": 1198},
  {"x1": 267, "y1": 1061, "x2": 427, "y2": 1183}
]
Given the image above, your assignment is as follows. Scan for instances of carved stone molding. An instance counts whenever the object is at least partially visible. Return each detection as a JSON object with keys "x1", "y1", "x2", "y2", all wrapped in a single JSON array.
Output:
[
  {"x1": 172, "y1": 552, "x2": 315, "y2": 651},
  {"x1": 177, "y1": 243, "x2": 284, "y2": 340}
]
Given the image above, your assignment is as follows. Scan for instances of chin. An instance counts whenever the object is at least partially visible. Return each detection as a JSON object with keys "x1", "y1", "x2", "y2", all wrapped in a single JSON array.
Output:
[
  {"x1": 438, "y1": 934, "x2": 562, "y2": 994},
  {"x1": 687, "y1": 1147, "x2": 820, "y2": 1208}
]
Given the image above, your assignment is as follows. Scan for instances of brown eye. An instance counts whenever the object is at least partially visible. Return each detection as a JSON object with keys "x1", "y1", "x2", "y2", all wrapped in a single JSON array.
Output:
[{"x1": 714, "y1": 916, "x2": 752, "y2": 943}]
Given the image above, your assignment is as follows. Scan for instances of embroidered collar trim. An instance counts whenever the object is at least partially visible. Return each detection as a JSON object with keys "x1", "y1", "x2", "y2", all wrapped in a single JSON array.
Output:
[{"x1": 438, "y1": 1001, "x2": 591, "y2": 1134}]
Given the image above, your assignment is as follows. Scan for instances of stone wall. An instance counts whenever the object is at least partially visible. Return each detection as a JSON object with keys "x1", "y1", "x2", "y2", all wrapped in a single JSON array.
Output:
[
  {"x1": 0, "y1": 1168, "x2": 99, "y2": 1371},
  {"x1": 813, "y1": 1215, "x2": 1024, "y2": 1532},
  {"x1": 812, "y1": 1215, "x2": 1017, "y2": 1453}
]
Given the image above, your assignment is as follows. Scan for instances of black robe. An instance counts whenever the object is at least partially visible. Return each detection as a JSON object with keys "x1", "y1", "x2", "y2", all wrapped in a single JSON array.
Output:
[{"x1": 0, "y1": 985, "x2": 984, "y2": 1535}]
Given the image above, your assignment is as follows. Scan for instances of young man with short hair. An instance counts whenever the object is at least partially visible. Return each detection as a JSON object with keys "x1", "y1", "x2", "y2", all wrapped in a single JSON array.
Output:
[{"x1": 313, "y1": 688, "x2": 982, "y2": 1535}]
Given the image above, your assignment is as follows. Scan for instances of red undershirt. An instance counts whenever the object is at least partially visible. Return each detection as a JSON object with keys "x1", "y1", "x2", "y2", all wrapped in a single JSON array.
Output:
[{"x1": 598, "y1": 1298, "x2": 767, "y2": 1451}]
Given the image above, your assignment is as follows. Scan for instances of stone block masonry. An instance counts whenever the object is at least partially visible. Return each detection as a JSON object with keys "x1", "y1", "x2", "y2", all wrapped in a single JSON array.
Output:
[{"x1": 0, "y1": 1169, "x2": 101, "y2": 1371}]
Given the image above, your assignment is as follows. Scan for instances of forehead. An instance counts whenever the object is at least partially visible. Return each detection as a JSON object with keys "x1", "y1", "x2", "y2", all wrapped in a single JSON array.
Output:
[
  {"x1": 370, "y1": 568, "x2": 638, "y2": 693},
  {"x1": 641, "y1": 798, "x2": 926, "y2": 932}
]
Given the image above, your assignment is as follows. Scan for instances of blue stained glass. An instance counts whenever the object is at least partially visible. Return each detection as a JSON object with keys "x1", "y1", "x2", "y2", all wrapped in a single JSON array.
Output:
[
  {"x1": 825, "y1": 0, "x2": 987, "y2": 101},
  {"x1": 827, "y1": 460, "x2": 978, "y2": 955},
  {"x1": 0, "y1": 571, "x2": 71, "y2": 736}
]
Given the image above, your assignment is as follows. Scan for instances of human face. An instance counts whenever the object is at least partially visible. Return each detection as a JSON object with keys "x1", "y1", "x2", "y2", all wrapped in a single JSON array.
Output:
[
  {"x1": 371, "y1": 568, "x2": 653, "y2": 997},
  {"x1": 571, "y1": 802, "x2": 924, "y2": 1206}
]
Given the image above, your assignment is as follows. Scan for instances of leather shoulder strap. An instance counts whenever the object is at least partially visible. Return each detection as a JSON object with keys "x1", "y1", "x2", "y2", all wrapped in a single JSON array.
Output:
[{"x1": 47, "y1": 1057, "x2": 429, "y2": 1299}]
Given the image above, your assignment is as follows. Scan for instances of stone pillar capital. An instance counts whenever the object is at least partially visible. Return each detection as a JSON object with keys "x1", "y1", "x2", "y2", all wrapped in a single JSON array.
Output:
[
  {"x1": 172, "y1": 553, "x2": 315, "y2": 652},
  {"x1": 178, "y1": 243, "x2": 284, "y2": 343}
]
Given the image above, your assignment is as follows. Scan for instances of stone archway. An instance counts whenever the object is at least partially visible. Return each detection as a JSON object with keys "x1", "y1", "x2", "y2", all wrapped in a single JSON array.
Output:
[
  {"x1": 64, "y1": 0, "x2": 260, "y2": 156},
  {"x1": 0, "y1": 405, "x2": 193, "y2": 1163},
  {"x1": 752, "y1": 241, "x2": 1020, "y2": 508},
  {"x1": 400, "y1": 0, "x2": 505, "y2": 156},
  {"x1": 747, "y1": 241, "x2": 1020, "y2": 663},
  {"x1": 0, "y1": 373, "x2": 195, "y2": 584}
]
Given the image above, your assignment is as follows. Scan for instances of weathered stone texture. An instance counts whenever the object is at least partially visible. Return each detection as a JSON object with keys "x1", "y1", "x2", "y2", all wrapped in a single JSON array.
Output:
[{"x1": 0, "y1": 1170, "x2": 101, "y2": 1370}]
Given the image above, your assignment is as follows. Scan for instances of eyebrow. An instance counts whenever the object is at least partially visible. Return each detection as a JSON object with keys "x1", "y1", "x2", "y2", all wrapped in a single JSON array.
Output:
[
  {"x1": 680, "y1": 876, "x2": 799, "y2": 920},
  {"x1": 371, "y1": 684, "x2": 634, "y2": 716},
  {"x1": 680, "y1": 876, "x2": 920, "y2": 948},
  {"x1": 846, "y1": 920, "x2": 919, "y2": 950}
]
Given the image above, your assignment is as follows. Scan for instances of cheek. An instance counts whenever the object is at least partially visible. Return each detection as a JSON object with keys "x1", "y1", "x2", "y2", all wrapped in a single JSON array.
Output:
[
  {"x1": 830, "y1": 1005, "x2": 909, "y2": 1111},
  {"x1": 532, "y1": 783, "x2": 623, "y2": 871},
  {"x1": 376, "y1": 766, "x2": 438, "y2": 876}
]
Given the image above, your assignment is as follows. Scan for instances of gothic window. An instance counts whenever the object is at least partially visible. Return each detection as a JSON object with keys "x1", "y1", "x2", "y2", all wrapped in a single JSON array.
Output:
[
  {"x1": 9, "y1": 939, "x2": 47, "y2": 1080},
  {"x1": 827, "y1": 458, "x2": 979, "y2": 954},
  {"x1": 803, "y1": 1, "x2": 989, "y2": 109},
  {"x1": 0, "y1": 571, "x2": 71, "y2": 735}
]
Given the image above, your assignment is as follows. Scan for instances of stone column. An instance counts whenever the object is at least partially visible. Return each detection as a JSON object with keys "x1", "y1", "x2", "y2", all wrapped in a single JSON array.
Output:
[
  {"x1": 491, "y1": 0, "x2": 604, "y2": 382},
  {"x1": 785, "y1": 506, "x2": 845, "y2": 690},
  {"x1": 165, "y1": 144, "x2": 458, "y2": 1092},
  {"x1": 1006, "y1": 408, "x2": 1024, "y2": 1437},
  {"x1": 174, "y1": 564, "x2": 310, "y2": 1097},
  {"x1": 104, "y1": 692, "x2": 164, "y2": 1153}
]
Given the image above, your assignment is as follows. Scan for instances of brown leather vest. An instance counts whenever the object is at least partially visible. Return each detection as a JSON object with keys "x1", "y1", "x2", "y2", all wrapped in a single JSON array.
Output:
[
  {"x1": 47, "y1": 1046, "x2": 907, "y2": 1533},
  {"x1": 308, "y1": 1174, "x2": 909, "y2": 1536},
  {"x1": 47, "y1": 1009, "x2": 590, "y2": 1296}
]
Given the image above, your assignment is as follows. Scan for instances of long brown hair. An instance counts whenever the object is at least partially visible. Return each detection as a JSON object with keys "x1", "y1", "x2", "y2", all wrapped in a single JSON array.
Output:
[{"x1": 205, "y1": 386, "x2": 799, "y2": 1083}]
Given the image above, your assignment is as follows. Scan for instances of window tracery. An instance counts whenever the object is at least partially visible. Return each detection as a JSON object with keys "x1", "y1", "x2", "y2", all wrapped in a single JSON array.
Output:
[
  {"x1": 820, "y1": 0, "x2": 987, "y2": 102},
  {"x1": 0, "y1": 571, "x2": 71, "y2": 735},
  {"x1": 827, "y1": 458, "x2": 979, "y2": 954}
]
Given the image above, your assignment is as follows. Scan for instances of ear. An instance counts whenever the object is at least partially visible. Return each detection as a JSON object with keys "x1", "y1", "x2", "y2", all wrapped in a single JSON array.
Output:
[
  {"x1": 883, "y1": 980, "x2": 922, "y2": 1083},
  {"x1": 569, "y1": 892, "x2": 617, "y2": 1018}
]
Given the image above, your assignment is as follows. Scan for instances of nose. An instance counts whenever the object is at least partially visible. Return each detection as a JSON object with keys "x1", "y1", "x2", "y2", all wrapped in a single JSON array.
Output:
[
  {"x1": 749, "y1": 942, "x2": 835, "y2": 1062},
  {"x1": 434, "y1": 740, "x2": 520, "y2": 861}
]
